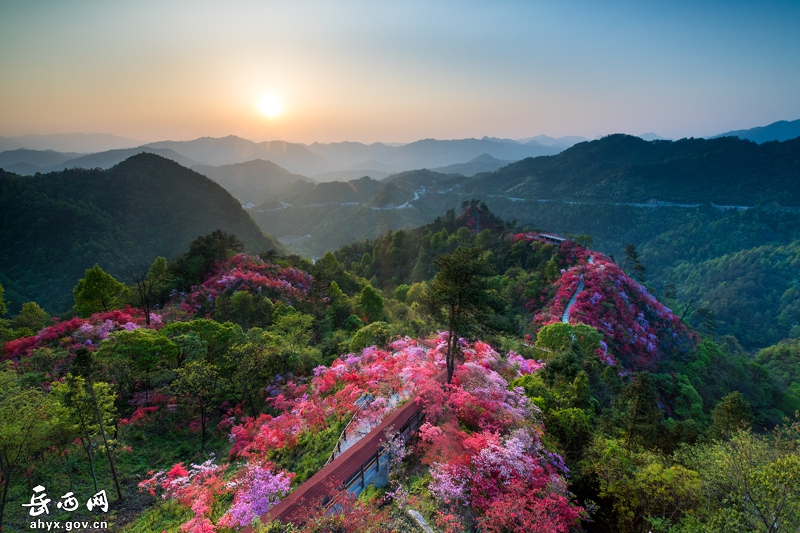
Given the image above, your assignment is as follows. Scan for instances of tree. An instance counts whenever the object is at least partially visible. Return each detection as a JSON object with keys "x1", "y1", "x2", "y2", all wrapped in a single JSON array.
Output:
[
  {"x1": 623, "y1": 243, "x2": 646, "y2": 283},
  {"x1": 73, "y1": 263, "x2": 127, "y2": 316},
  {"x1": 173, "y1": 360, "x2": 220, "y2": 453},
  {"x1": 226, "y1": 341, "x2": 279, "y2": 417},
  {"x1": 350, "y1": 322, "x2": 392, "y2": 352},
  {"x1": 615, "y1": 373, "x2": 662, "y2": 446},
  {"x1": 96, "y1": 329, "x2": 179, "y2": 401},
  {"x1": 358, "y1": 285, "x2": 385, "y2": 323},
  {"x1": 51, "y1": 374, "x2": 121, "y2": 498},
  {"x1": 0, "y1": 371, "x2": 56, "y2": 529},
  {"x1": 421, "y1": 247, "x2": 501, "y2": 382},
  {"x1": 171, "y1": 230, "x2": 244, "y2": 287},
  {"x1": 708, "y1": 391, "x2": 752, "y2": 440},
  {"x1": 129, "y1": 256, "x2": 170, "y2": 326},
  {"x1": 693, "y1": 306, "x2": 717, "y2": 337},
  {"x1": 584, "y1": 437, "x2": 702, "y2": 533},
  {"x1": 12, "y1": 301, "x2": 49, "y2": 333}
]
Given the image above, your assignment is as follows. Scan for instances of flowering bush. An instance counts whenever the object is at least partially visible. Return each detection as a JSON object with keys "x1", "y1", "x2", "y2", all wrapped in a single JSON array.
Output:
[
  {"x1": 414, "y1": 342, "x2": 584, "y2": 532},
  {"x1": 534, "y1": 252, "x2": 695, "y2": 370},
  {"x1": 176, "y1": 254, "x2": 313, "y2": 317},
  {"x1": 2, "y1": 306, "x2": 154, "y2": 362},
  {"x1": 139, "y1": 459, "x2": 227, "y2": 533},
  {"x1": 119, "y1": 391, "x2": 178, "y2": 426},
  {"x1": 219, "y1": 462, "x2": 294, "y2": 529}
]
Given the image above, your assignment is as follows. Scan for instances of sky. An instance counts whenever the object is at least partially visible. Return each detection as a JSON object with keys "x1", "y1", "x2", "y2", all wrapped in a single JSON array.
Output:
[{"x1": 1, "y1": 0, "x2": 799, "y2": 144}]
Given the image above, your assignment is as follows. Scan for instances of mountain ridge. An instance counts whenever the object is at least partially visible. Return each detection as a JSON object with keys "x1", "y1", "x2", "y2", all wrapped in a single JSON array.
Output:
[{"x1": 712, "y1": 118, "x2": 800, "y2": 144}]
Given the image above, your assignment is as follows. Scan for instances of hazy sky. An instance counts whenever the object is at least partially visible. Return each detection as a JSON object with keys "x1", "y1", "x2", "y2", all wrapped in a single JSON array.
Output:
[{"x1": 1, "y1": 0, "x2": 799, "y2": 144}]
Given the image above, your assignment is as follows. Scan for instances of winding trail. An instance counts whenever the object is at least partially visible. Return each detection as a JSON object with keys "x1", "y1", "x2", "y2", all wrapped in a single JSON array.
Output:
[{"x1": 561, "y1": 254, "x2": 593, "y2": 323}]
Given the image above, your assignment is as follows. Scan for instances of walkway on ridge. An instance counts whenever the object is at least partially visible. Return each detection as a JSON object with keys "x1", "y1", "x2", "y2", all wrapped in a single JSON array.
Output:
[{"x1": 561, "y1": 254, "x2": 593, "y2": 323}]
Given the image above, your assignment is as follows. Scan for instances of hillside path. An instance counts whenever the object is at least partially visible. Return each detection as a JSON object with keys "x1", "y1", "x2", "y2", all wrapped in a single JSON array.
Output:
[{"x1": 561, "y1": 254, "x2": 593, "y2": 323}]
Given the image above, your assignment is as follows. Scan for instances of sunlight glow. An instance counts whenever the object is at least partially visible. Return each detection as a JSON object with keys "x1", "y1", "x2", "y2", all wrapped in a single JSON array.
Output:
[{"x1": 258, "y1": 95, "x2": 283, "y2": 119}]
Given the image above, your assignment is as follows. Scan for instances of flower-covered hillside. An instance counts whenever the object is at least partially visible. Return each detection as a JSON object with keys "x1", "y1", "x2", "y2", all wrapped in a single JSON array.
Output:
[
  {"x1": 139, "y1": 336, "x2": 580, "y2": 533},
  {"x1": 534, "y1": 247, "x2": 695, "y2": 370},
  {"x1": 175, "y1": 253, "x2": 314, "y2": 318}
]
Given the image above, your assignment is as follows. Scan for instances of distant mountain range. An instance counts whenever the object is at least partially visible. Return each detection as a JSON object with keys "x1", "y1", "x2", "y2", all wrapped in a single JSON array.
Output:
[
  {"x1": 0, "y1": 132, "x2": 143, "y2": 152},
  {"x1": 0, "y1": 148, "x2": 84, "y2": 173},
  {"x1": 712, "y1": 118, "x2": 800, "y2": 144},
  {"x1": 0, "y1": 135, "x2": 562, "y2": 178},
  {"x1": 2, "y1": 117, "x2": 798, "y2": 189},
  {"x1": 0, "y1": 146, "x2": 199, "y2": 174},
  {"x1": 144, "y1": 135, "x2": 562, "y2": 175}
]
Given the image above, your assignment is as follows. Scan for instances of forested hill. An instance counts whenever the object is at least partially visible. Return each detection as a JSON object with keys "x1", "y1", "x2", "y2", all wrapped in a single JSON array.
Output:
[
  {"x1": 471, "y1": 134, "x2": 800, "y2": 205},
  {"x1": 0, "y1": 153, "x2": 284, "y2": 313}
]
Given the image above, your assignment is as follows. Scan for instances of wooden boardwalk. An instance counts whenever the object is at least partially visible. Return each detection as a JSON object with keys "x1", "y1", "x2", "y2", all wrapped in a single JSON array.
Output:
[{"x1": 250, "y1": 367, "x2": 448, "y2": 528}]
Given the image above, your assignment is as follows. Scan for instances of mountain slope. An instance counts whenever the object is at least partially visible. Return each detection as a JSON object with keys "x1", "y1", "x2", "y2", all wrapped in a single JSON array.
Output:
[
  {"x1": 191, "y1": 159, "x2": 313, "y2": 203},
  {"x1": 712, "y1": 118, "x2": 800, "y2": 144},
  {"x1": 0, "y1": 153, "x2": 283, "y2": 313},
  {"x1": 470, "y1": 134, "x2": 800, "y2": 205}
]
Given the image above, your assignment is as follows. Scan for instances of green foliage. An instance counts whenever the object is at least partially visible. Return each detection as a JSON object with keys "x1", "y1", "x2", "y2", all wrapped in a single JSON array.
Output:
[
  {"x1": 613, "y1": 373, "x2": 663, "y2": 447},
  {"x1": 756, "y1": 339, "x2": 800, "y2": 389},
  {"x1": 584, "y1": 438, "x2": 703, "y2": 533},
  {"x1": 162, "y1": 318, "x2": 245, "y2": 366},
  {"x1": 172, "y1": 360, "x2": 220, "y2": 452},
  {"x1": 214, "y1": 290, "x2": 274, "y2": 329},
  {"x1": 676, "y1": 420, "x2": 800, "y2": 533},
  {"x1": 96, "y1": 329, "x2": 179, "y2": 398},
  {"x1": 268, "y1": 419, "x2": 346, "y2": 484},
  {"x1": 350, "y1": 321, "x2": 392, "y2": 352},
  {"x1": 11, "y1": 301, "x2": 49, "y2": 335},
  {"x1": 536, "y1": 322, "x2": 601, "y2": 358},
  {"x1": 170, "y1": 229, "x2": 245, "y2": 289},
  {"x1": 0, "y1": 282, "x2": 6, "y2": 316},
  {"x1": 708, "y1": 391, "x2": 753, "y2": 440},
  {"x1": 358, "y1": 285, "x2": 385, "y2": 323},
  {"x1": 393, "y1": 284, "x2": 410, "y2": 302},
  {"x1": 129, "y1": 256, "x2": 171, "y2": 326},
  {"x1": 73, "y1": 263, "x2": 127, "y2": 316},
  {"x1": 0, "y1": 370, "x2": 58, "y2": 528},
  {"x1": 664, "y1": 241, "x2": 800, "y2": 348}
]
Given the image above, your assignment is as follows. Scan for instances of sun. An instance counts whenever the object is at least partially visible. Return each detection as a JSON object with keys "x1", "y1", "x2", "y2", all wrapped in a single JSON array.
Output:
[{"x1": 258, "y1": 95, "x2": 282, "y2": 119}]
